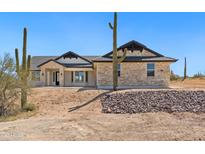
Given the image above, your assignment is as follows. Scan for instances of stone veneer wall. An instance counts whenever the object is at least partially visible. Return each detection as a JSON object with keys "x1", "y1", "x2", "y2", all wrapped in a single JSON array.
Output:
[{"x1": 96, "y1": 62, "x2": 171, "y2": 88}]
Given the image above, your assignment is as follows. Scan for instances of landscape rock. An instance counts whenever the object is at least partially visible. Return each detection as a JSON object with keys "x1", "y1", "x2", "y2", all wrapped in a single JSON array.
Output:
[{"x1": 101, "y1": 90, "x2": 205, "y2": 113}]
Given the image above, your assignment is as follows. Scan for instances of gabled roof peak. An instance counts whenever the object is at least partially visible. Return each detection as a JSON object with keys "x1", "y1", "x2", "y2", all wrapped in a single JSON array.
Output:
[
  {"x1": 103, "y1": 40, "x2": 164, "y2": 57},
  {"x1": 124, "y1": 40, "x2": 147, "y2": 48},
  {"x1": 55, "y1": 50, "x2": 92, "y2": 63}
]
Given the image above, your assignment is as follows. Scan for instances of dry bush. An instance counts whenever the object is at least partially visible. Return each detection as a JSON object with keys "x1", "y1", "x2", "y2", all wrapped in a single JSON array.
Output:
[
  {"x1": 170, "y1": 70, "x2": 181, "y2": 81},
  {"x1": 23, "y1": 103, "x2": 36, "y2": 112},
  {"x1": 0, "y1": 53, "x2": 20, "y2": 116}
]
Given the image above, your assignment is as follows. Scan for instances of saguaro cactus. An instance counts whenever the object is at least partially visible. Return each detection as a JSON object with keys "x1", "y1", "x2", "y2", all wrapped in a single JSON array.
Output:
[
  {"x1": 183, "y1": 57, "x2": 187, "y2": 80},
  {"x1": 109, "y1": 12, "x2": 127, "y2": 91},
  {"x1": 15, "y1": 28, "x2": 31, "y2": 109}
]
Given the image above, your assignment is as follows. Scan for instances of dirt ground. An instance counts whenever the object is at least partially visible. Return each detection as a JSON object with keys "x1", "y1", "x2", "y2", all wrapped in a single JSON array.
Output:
[
  {"x1": 170, "y1": 78, "x2": 205, "y2": 89},
  {"x1": 0, "y1": 79, "x2": 205, "y2": 140}
]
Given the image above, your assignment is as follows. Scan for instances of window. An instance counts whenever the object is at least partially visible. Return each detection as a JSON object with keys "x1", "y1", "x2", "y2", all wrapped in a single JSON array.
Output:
[
  {"x1": 31, "y1": 71, "x2": 40, "y2": 81},
  {"x1": 117, "y1": 64, "x2": 121, "y2": 77},
  {"x1": 75, "y1": 71, "x2": 85, "y2": 83},
  {"x1": 147, "y1": 63, "x2": 155, "y2": 77}
]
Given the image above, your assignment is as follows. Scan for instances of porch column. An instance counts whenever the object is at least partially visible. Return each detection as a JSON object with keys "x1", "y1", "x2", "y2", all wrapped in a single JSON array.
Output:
[
  {"x1": 47, "y1": 71, "x2": 50, "y2": 86},
  {"x1": 40, "y1": 68, "x2": 46, "y2": 86},
  {"x1": 59, "y1": 68, "x2": 64, "y2": 86}
]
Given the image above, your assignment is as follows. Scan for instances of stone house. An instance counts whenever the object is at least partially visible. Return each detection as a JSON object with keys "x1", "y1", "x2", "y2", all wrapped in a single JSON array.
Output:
[{"x1": 30, "y1": 40, "x2": 177, "y2": 88}]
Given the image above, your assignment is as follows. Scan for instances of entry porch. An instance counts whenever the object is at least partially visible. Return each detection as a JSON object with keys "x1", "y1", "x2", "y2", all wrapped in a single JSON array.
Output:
[{"x1": 42, "y1": 68, "x2": 96, "y2": 87}]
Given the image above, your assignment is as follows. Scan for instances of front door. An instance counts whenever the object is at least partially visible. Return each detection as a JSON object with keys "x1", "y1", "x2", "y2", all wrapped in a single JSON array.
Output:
[{"x1": 56, "y1": 71, "x2": 60, "y2": 86}]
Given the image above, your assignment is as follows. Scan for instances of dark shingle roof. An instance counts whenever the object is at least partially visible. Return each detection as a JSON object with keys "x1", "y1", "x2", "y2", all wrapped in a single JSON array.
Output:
[
  {"x1": 62, "y1": 63, "x2": 93, "y2": 68},
  {"x1": 83, "y1": 56, "x2": 100, "y2": 61},
  {"x1": 31, "y1": 55, "x2": 99, "y2": 71},
  {"x1": 31, "y1": 56, "x2": 57, "y2": 70}
]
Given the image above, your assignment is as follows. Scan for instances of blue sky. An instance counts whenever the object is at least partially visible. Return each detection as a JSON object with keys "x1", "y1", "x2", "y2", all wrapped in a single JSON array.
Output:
[{"x1": 0, "y1": 12, "x2": 204, "y2": 76}]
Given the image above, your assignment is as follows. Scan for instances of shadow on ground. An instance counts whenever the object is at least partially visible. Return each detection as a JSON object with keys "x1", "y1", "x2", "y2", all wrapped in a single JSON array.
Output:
[
  {"x1": 68, "y1": 90, "x2": 111, "y2": 112},
  {"x1": 76, "y1": 87, "x2": 97, "y2": 92}
]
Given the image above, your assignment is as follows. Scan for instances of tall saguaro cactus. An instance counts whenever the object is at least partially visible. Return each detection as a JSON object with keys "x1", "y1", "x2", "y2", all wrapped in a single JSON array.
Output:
[
  {"x1": 15, "y1": 28, "x2": 31, "y2": 109},
  {"x1": 109, "y1": 12, "x2": 127, "y2": 91},
  {"x1": 183, "y1": 57, "x2": 187, "y2": 80}
]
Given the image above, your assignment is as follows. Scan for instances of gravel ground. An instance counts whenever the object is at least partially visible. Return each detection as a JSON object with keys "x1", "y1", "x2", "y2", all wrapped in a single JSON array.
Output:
[
  {"x1": 0, "y1": 79, "x2": 205, "y2": 140},
  {"x1": 101, "y1": 90, "x2": 205, "y2": 113}
]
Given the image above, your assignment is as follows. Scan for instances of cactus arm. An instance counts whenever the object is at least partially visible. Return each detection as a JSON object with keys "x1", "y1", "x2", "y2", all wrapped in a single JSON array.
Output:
[
  {"x1": 27, "y1": 55, "x2": 31, "y2": 76},
  {"x1": 22, "y1": 28, "x2": 27, "y2": 71},
  {"x1": 117, "y1": 48, "x2": 127, "y2": 64},
  {"x1": 109, "y1": 22, "x2": 113, "y2": 30},
  {"x1": 15, "y1": 48, "x2": 20, "y2": 75}
]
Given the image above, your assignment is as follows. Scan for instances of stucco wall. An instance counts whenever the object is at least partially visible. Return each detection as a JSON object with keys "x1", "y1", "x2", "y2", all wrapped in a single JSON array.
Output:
[
  {"x1": 88, "y1": 71, "x2": 96, "y2": 86},
  {"x1": 64, "y1": 71, "x2": 72, "y2": 86},
  {"x1": 29, "y1": 80, "x2": 44, "y2": 87},
  {"x1": 96, "y1": 62, "x2": 171, "y2": 88}
]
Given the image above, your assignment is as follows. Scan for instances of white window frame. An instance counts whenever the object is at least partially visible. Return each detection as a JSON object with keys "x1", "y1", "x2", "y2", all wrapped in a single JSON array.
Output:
[{"x1": 74, "y1": 71, "x2": 85, "y2": 83}]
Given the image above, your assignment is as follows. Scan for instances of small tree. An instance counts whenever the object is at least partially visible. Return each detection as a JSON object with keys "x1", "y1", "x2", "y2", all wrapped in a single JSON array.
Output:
[
  {"x1": 15, "y1": 28, "x2": 31, "y2": 109},
  {"x1": 0, "y1": 53, "x2": 19, "y2": 116},
  {"x1": 109, "y1": 12, "x2": 127, "y2": 91},
  {"x1": 170, "y1": 70, "x2": 181, "y2": 81},
  {"x1": 183, "y1": 57, "x2": 187, "y2": 80}
]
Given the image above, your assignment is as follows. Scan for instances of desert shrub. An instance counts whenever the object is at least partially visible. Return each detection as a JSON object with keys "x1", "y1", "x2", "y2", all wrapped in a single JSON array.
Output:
[
  {"x1": 170, "y1": 70, "x2": 181, "y2": 81},
  {"x1": 0, "y1": 53, "x2": 20, "y2": 116},
  {"x1": 22, "y1": 103, "x2": 36, "y2": 112},
  {"x1": 192, "y1": 72, "x2": 205, "y2": 79}
]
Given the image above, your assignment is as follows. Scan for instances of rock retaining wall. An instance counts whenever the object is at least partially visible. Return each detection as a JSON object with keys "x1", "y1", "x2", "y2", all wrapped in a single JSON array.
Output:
[{"x1": 101, "y1": 90, "x2": 205, "y2": 113}]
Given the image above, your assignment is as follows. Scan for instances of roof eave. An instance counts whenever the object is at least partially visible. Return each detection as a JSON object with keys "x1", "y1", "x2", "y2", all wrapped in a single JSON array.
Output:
[
  {"x1": 92, "y1": 60, "x2": 178, "y2": 63},
  {"x1": 37, "y1": 59, "x2": 64, "y2": 67}
]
